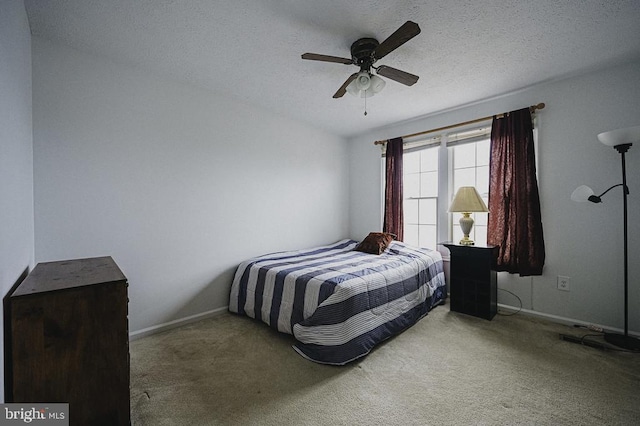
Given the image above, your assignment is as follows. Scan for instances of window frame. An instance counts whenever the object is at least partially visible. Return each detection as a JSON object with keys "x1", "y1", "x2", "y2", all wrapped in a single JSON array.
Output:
[{"x1": 381, "y1": 121, "x2": 492, "y2": 248}]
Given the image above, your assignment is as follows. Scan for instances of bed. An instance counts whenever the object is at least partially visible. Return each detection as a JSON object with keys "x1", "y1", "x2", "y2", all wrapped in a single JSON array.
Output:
[{"x1": 228, "y1": 236, "x2": 447, "y2": 365}]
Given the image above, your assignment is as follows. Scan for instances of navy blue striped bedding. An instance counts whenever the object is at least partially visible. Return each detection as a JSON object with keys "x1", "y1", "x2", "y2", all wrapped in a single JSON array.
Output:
[{"x1": 229, "y1": 239, "x2": 447, "y2": 365}]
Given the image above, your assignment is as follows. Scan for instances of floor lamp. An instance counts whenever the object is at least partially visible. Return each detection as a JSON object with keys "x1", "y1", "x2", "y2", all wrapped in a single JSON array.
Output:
[{"x1": 571, "y1": 125, "x2": 640, "y2": 351}]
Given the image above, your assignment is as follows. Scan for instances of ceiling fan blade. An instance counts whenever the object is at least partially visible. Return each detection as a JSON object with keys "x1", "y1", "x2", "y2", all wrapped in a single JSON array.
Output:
[
  {"x1": 333, "y1": 73, "x2": 358, "y2": 98},
  {"x1": 302, "y1": 53, "x2": 353, "y2": 65},
  {"x1": 373, "y1": 21, "x2": 421, "y2": 60},
  {"x1": 376, "y1": 65, "x2": 419, "y2": 86}
]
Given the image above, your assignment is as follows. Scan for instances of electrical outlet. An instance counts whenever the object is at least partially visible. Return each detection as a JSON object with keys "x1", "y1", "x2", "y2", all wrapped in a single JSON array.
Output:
[{"x1": 557, "y1": 276, "x2": 570, "y2": 292}]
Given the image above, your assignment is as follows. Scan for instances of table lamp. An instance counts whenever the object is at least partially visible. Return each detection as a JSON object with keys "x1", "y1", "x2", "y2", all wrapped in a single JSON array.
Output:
[{"x1": 449, "y1": 186, "x2": 489, "y2": 245}]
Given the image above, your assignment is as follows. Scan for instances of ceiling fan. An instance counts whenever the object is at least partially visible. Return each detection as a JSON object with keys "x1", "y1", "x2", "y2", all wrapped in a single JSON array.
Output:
[{"x1": 302, "y1": 21, "x2": 421, "y2": 99}]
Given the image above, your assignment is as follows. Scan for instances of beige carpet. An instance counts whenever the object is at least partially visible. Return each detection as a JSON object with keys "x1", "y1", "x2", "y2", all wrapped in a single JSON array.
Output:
[{"x1": 130, "y1": 305, "x2": 640, "y2": 425}]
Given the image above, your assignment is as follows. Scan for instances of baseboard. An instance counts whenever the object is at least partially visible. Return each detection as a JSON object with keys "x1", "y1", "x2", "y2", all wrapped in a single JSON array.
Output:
[
  {"x1": 129, "y1": 303, "x2": 639, "y2": 341},
  {"x1": 129, "y1": 306, "x2": 229, "y2": 341},
  {"x1": 497, "y1": 303, "x2": 640, "y2": 338}
]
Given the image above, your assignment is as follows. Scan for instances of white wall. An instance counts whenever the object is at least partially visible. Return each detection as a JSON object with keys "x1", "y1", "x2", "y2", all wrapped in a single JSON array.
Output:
[
  {"x1": 348, "y1": 59, "x2": 640, "y2": 332},
  {"x1": 32, "y1": 38, "x2": 349, "y2": 333},
  {"x1": 0, "y1": 0, "x2": 34, "y2": 402}
]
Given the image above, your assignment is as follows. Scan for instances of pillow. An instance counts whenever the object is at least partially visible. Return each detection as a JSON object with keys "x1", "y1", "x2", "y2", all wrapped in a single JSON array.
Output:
[{"x1": 355, "y1": 232, "x2": 395, "y2": 255}]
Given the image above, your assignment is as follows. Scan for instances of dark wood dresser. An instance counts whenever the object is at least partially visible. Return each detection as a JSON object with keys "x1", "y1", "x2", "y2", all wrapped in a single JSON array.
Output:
[
  {"x1": 6, "y1": 256, "x2": 130, "y2": 425},
  {"x1": 443, "y1": 243, "x2": 498, "y2": 320}
]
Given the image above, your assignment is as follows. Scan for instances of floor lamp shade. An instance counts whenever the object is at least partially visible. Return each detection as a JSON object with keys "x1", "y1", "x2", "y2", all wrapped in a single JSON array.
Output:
[
  {"x1": 571, "y1": 185, "x2": 598, "y2": 203},
  {"x1": 597, "y1": 125, "x2": 640, "y2": 147},
  {"x1": 449, "y1": 186, "x2": 488, "y2": 245}
]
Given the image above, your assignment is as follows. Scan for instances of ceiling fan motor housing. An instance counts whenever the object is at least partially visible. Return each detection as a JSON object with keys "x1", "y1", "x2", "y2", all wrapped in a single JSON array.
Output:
[{"x1": 351, "y1": 38, "x2": 379, "y2": 70}]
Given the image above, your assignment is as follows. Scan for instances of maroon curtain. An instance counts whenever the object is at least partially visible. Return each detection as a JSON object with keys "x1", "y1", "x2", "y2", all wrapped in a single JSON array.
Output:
[
  {"x1": 383, "y1": 137, "x2": 404, "y2": 241},
  {"x1": 488, "y1": 108, "x2": 545, "y2": 276}
]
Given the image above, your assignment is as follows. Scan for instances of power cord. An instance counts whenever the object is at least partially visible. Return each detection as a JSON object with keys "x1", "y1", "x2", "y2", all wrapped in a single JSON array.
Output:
[
  {"x1": 561, "y1": 325, "x2": 640, "y2": 353},
  {"x1": 497, "y1": 288, "x2": 523, "y2": 316}
]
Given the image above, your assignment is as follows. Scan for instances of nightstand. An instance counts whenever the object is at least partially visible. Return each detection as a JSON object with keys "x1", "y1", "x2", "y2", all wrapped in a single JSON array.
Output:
[{"x1": 442, "y1": 242, "x2": 498, "y2": 320}]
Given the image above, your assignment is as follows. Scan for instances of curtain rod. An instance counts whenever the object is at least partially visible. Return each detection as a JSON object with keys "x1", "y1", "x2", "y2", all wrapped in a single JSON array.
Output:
[{"x1": 373, "y1": 103, "x2": 545, "y2": 145}]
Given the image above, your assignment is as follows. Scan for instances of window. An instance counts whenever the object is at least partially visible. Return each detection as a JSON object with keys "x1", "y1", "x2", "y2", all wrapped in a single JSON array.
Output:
[
  {"x1": 450, "y1": 138, "x2": 490, "y2": 245},
  {"x1": 384, "y1": 125, "x2": 491, "y2": 248},
  {"x1": 403, "y1": 145, "x2": 439, "y2": 249}
]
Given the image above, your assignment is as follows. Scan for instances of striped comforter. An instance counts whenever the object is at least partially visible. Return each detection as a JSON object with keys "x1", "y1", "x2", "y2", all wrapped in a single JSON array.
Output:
[{"x1": 229, "y1": 239, "x2": 446, "y2": 365}]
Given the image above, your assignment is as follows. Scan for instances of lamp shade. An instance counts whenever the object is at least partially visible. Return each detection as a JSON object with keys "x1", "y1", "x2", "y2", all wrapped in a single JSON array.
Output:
[
  {"x1": 571, "y1": 185, "x2": 595, "y2": 202},
  {"x1": 355, "y1": 72, "x2": 371, "y2": 90},
  {"x1": 449, "y1": 186, "x2": 489, "y2": 212},
  {"x1": 369, "y1": 74, "x2": 386, "y2": 93},
  {"x1": 597, "y1": 125, "x2": 640, "y2": 147},
  {"x1": 345, "y1": 78, "x2": 359, "y2": 97}
]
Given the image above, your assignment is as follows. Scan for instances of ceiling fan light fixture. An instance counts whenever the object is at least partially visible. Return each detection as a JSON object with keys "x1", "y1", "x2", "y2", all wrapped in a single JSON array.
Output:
[{"x1": 346, "y1": 72, "x2": 386, "y2": 98}]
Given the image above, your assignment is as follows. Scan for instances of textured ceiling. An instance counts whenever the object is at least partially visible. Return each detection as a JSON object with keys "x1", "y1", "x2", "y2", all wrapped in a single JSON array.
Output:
[{"x1": 24, "y1": 0, "x2": 640, "y2": 138}]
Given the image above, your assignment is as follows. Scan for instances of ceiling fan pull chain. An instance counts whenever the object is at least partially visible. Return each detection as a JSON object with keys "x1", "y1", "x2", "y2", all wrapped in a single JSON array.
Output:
[{"x1": 364, "y1": 94, "x2": 368, "y2": 116}]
